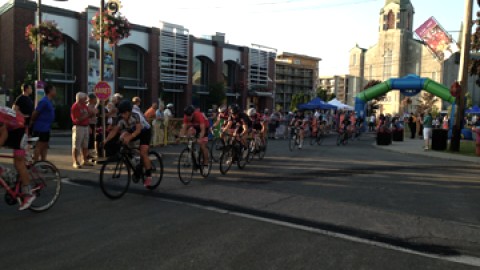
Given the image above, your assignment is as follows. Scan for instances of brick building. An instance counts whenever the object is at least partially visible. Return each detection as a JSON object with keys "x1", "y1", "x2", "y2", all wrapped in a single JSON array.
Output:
[{"x1": 0, "y1": 0, "x2": 275, "y2": 117}]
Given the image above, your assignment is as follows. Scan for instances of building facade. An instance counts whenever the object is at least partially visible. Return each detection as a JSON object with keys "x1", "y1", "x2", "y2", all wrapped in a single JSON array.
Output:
[
  {"x1": 348, "y1": 0, "x2": 478, "y2": 115},
  {"x1": 318, "y1": 75, "x2": 352, "y2": 104},
  {"x1": 275, "y1": 52, "x2": 321, "y2": 111},
  {"x1": 0, "y1": 0, "x2": 276, "y2": 117}
]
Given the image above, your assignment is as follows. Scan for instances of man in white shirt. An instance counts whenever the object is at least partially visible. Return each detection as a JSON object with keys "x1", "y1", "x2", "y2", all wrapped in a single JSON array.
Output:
[{"x1": 164, "y1": 103, "x2": 174, "y2": 119}]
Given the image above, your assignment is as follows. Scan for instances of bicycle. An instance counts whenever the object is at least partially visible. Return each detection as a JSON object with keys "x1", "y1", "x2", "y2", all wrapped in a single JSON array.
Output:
[
  {"x1": 99, "y1": 143, "x2": 164, "y2": 199},
  {"x1": 310, "y1": 125, "x2": 326, "y2": 146},
  {"x1": 209, "y1": 131, "x2": 228, "y2": 163},
  {"x1": 0, "y1": 137, "x2": 61, "y2": 212},
  {"x1": 289, "y1": 127, "x2": 302, "y2": 151},
  {"x1": 177, "y1": 136, "x2": 212, "y2": 185},
  {"x1": 247, "y1": 130, "x2": 267, "y2": 162},
  {"x1": 336, "y1": 127, "x2": 349, "y2": 146},
  {"x1": 219, "y1": 133, "x2": 249, "y2": 175}
]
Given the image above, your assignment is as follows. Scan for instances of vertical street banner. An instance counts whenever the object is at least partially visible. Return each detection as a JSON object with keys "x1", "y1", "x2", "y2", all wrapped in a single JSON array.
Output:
[
  {"x1": 415, "y1": 17, "x2": 459, "y2": 62},
  {"x1": 86, "y1": 8, "x2": 115, "y2": 96}
]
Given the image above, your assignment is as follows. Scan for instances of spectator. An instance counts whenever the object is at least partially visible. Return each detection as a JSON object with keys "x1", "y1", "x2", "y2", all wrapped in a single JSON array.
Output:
[
  {"x1": 12, "y1": 83, "x2": 34, "y2": 128},
  {"x1": 106, "y1": 93, "x2": 123, "y2": 123},
  {"x1": 30, "y1": 84, "x2": 56, "y2": 161},
  {"x1": 71, "y1": 92, "x2": 93, "y2": 169},
  {"x1": 369, "y1": 114, "x2": 376, "y2": 132},
  {"x1": 422, "y1": 112, "x2": 433, "y2": 151},
  {"x1": 442, "y1": 114, "x2": 449, "y2": 130},
  {"x1": 87, "y1": 94, "x2": 98, "y2": 159},
  {"x1": 408, "y1": 113, "x2": 416, "y2": 139},
  {"x1": 164, "y1": 103, "x2": 174, "y2": 119},
  {"x1": 132, "y1": 96, "x2": 142, "y2": 113},
  {"x1": 144, "y1": 102, "x2": 158, "y2": 124}
]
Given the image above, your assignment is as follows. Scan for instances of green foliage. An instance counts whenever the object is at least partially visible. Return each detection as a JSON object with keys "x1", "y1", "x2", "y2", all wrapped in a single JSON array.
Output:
[
  {"x1": 290, "y1": 92, "x2": 309, "y2": 112},
  {"x1": 316, "y1": 87, "x2": 336, "y2": 102},
  {"x1": 207, "y1": 82, "x2": 226, "y2": 108},
  {"x1": 416, "y1": 92, "x2": 438, "y2": 115}
]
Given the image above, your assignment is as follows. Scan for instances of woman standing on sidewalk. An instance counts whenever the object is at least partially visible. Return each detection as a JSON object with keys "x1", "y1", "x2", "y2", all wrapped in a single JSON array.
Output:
[{"x1": 422, "y1": 112, "x2": 433, "y2": 151}]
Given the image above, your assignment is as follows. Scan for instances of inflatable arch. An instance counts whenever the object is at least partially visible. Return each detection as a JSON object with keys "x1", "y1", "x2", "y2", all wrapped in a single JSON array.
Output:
[{"x1": 354, "y1": 74, "x2": 456, "y2": 117}]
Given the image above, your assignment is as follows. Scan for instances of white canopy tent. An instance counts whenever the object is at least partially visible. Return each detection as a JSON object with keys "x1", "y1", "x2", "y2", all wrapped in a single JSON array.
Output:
[{"x1": 328, "y1": 99, "x2": 354, "y2": 111}]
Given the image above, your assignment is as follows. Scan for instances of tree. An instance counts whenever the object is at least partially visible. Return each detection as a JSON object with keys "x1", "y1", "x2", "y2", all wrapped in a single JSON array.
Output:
[
  {"x1": 416, "y1": 92, "x2": 438, "y2": 115},
  {"x1": 290, "y1": 92, "x2": 309, "y2": 112},
  {"x1": 363, "y1": 80, "x2": 384, "y2": 115},
  {"x1": 316, "y1": 87, "x2": 336, "y2": 101},
  {"x1": 207, "y1": 82, "x2": 226, "y2": 108}
]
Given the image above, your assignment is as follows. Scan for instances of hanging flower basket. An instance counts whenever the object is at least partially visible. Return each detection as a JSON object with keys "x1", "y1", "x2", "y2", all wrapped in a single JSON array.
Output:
[
  {"x1": 91, "y1": 11, "x2": 131, "y2": 46},
  {"x1": 25, "y1": 21, "x2": 63, "y2": 51}
]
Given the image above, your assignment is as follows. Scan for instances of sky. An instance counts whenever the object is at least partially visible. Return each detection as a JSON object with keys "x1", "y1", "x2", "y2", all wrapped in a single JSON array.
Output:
[{"x1": 1, "y1": 0, "x2": 475, "y2": 75}]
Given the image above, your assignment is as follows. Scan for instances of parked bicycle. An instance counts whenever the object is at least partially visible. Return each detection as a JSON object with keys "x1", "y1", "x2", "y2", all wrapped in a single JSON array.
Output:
[
  {"x1": 99, "y1": 143, "x2": 163, "y2": 199},
  {"x1": 219, "y1": 133, "x2": 249, "y2": 175},
  {"x1": 0, "y1": 137, "x2": 61, "y2": 212},
  {"x1": 178, "y1": 136, "x2": 212, "y2": 185}
]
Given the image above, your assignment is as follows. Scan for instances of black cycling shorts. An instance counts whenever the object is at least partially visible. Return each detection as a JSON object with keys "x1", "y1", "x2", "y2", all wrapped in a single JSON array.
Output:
[{"x1": 6, "y1": 128, "x2": 25, "y2": 149}]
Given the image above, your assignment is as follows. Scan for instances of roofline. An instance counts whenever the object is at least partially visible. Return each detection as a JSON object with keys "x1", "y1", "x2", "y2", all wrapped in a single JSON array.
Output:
[{"x1": 277, "y1": 52, "x2": 322, "y2": 61}]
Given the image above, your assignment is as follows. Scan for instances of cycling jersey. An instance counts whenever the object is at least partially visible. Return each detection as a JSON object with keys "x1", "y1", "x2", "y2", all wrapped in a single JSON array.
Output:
[
  {"x1": 228, "y1": 112, "x2": 251, "y2": 132},
  {"x1": 184, "y1": 110, "x2": 210, "y2": 138},
  {"x1": 250, "y1": 113, "x2": 265, "y2": 131}
]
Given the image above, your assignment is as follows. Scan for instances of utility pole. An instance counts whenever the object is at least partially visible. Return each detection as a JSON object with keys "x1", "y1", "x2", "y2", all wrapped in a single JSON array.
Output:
[
  {"x1": 451, "y1": 0, "x2": 473, "y2": 152},
  {"x1": 36, "y1": 0, "x2": 42, "y2": 82}
]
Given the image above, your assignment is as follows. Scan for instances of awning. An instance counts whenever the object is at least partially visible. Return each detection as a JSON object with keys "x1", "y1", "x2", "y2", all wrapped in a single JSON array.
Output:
[{"x1": 249, "y1": 91, "x2": 273, "y2": 98}]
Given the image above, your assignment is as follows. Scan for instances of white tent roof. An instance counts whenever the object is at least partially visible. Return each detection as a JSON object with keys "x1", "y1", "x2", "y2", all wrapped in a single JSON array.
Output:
[{"x1": 328, "y1": 99, "x2": 354, "y2": 110}]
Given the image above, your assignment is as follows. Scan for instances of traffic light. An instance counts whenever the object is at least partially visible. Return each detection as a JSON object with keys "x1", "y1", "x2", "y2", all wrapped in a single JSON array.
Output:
[{"x1": 106, "y1": 0, "x2": 121, "y2": 15}]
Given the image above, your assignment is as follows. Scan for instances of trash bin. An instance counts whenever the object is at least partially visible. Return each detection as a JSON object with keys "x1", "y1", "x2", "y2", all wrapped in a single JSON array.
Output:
[
  {"x1": 377, "y1": 131, "x2": 392, "y2": 145},
  {"x1": 392, "y1": 128, "x2": 404, "y2": 141},
  {"x1": 431, "y1": 129, "x2": 448, "y2": 151}
]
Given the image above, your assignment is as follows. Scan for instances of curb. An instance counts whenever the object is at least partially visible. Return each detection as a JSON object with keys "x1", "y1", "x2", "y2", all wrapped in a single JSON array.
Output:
[{"x1": 372, "y1": 143, "x2": 480, "y2": 165}]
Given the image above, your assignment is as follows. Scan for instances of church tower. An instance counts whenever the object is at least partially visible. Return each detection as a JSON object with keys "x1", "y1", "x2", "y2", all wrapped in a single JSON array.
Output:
[{"x1": 380, "y1": 0, "x2": 415, "y2": 34}]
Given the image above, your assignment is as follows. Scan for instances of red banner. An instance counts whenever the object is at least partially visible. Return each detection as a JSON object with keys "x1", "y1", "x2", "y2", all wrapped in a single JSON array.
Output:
[{"x1": 415, "y1": 17, "x2": 459, "y2": 61}]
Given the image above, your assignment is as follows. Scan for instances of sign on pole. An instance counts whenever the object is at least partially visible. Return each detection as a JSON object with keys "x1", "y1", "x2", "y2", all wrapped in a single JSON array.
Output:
[
  {"x1": 94, "y1": 81, "x2": 112, "y2": 101},
  {"x1": 415, "y1": 17, "x2": 459, "y2": 62},
  {"x1": 35, "y1": 80, "x2": 45, "y2": 107}
]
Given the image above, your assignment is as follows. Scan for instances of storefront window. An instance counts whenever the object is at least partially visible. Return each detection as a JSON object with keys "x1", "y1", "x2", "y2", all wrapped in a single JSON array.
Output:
[{"x1": 118, "y1": 46, "x2": 144, "y2": 79}]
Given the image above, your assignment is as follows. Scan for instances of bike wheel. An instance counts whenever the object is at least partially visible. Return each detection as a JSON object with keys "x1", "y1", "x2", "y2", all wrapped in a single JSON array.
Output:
[
  {"x1": 343, "y1": 134, "x2": 349, "y2": 145},
  {"x1": 178, "y1": 148, "x2": 194, "y2": 185},
  {"x1": 309, "y1": 133, "x2": 316, "y2": 145},
  {"x1": 219, "y1": 146, "x2": 234, "y2": 175},
  {"x1": 199, "y1": 146, "x2": 213, "y2": 178},
  {"x1": 316, "y1": 133, "x2": 325, "y2": 145},
  {"x1": 210, "y1": 138, "x2": 224, "y2": 163},
  {"x1": 146, "y1": 151, "x2": 164, "y2": 190},
  {"x1": 100, "y1": 158, "x2": 131, "y2": 199},
  {"x1": 289, "y1": 135, "x2": 296, "y2": 151},
  {"x1": 237, "y1": 146, "x2": 249, "y2": 169},
  {"x1": 258, "y1": 138, "x2": 267, "y2": 160},
  {"x1": 28, "y1": 161, "x2": 62, "y2": 212},
  {"x1": 246, "y1": 139, "x2": 255, "y2": 163},
  {"x1": 336, "y1": 133, "x2": 342, "y2": 146}
]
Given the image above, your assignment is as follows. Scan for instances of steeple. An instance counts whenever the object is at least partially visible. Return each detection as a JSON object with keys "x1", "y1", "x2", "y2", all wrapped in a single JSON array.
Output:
[{"x1": 380, "y1": 0, "x2": 414, "y2": 32}]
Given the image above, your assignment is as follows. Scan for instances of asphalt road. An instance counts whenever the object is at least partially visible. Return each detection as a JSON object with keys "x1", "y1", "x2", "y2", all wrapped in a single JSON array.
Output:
[
  {"x1": 1, "y1": 133, "x2": 480, "y2": 269},
  {"x1": 0, "y1": 184, "x2": 476, "y2": 270}
]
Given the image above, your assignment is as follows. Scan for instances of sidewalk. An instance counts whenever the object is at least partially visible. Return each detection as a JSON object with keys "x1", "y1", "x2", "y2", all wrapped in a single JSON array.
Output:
[{"x1": 372, "y1": 135, "x2": 480, "y2": 164}]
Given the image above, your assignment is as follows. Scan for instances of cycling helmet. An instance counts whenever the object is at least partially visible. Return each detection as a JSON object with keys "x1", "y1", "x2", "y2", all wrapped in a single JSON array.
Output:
[
  {"x1": 184, "y1": 105, "x2": 195, "y2": 116},
  {"x1": 230, "y1": 104, "x2": 241, "y2": 114},
  {"x1": 247, "y1": 108, "x2": 256, "y2": 117},
  {"x1": 218, "y1": 105, "x2": 227, "y2": 113},
  {"x1": 117, "y1": 100, "x2": 133, "y2": 114}
]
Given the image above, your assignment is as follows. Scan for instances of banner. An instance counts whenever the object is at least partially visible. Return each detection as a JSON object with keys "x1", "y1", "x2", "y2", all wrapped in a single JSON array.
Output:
[
  {"x1": 87, "y1": 8, "x2": 116, "y2": 96},
  {"x1": 415, "y1": 17, "x2": 459, "y2": 62}
]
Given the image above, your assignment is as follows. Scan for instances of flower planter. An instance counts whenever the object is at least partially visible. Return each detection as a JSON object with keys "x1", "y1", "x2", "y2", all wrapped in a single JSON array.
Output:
[
  {"x1": 377, "y1": 131, "x2": 392, "y2": 145},
  {"x1": 392, "y1": 128, "x2": 404, "y2": 141}
]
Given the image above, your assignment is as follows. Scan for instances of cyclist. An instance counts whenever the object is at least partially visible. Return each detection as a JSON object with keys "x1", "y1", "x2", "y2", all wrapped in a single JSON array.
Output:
[
  {"x1": 247, "y1": 108, "x2": 267, "y2": 147},
  {"x1": 103, "y1": 100, "x2": 153, "y2": 187},
  {"x1": 213, "y1": 105, "x2": 229, "y2": 139},
  {"x1": 289, "y1": 110, "x2": 306, "y2": 149},
  {"x1": 223, "y1": 104, "x2": 250, "y2": 148},
  {"x1": 0, "y1": 107, "x2": 34, "y2": 210},
  {"x1": 179, "y1": 105, "x2": 210, "y2": 168}
]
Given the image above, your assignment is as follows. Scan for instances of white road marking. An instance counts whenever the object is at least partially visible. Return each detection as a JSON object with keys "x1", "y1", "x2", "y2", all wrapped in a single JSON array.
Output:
[{"x1": 61, "y1": 178, "x2": 91, "y2": 188}]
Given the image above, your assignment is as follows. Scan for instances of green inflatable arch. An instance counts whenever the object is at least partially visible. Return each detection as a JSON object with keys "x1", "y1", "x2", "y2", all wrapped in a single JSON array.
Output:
[{"x1": 354, "y1": 74, "x2": 455, "y2": 115}]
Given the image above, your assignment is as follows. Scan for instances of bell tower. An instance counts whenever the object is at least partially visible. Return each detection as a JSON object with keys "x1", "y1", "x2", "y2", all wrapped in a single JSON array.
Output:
[{"x1": 380, "y1": 0, "x2": 414, "y2": 33}]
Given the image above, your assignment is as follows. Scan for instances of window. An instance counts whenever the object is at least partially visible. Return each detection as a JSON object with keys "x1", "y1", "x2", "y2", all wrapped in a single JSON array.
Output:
[
  {"x1": 192, "y1": 56, "x2": 211, "y2": 86},
  {"x1": 352, "y1": 54, "x2": 357, "y2": 66},
  {"x1": 118, "y1": 46, "x2": 144, "y2": 79},
  {"x1": 43, "y1": 37, "x2": 73, "y2": 75},
  {"x1": 387, "y1": 10, "x2": 395, "y2": 30}
]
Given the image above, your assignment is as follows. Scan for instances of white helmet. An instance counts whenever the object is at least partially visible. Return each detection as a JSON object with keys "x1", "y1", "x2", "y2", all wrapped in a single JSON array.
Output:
[
  {"x1": 218, "y1": 105, "x2": 227, "y2": 113},
  {"x1": 166, "y1": 103, "x2": 174, "y2": 108},
  {"x1": 247, "y1": 108, "x2": 256, "y2": 117}
]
